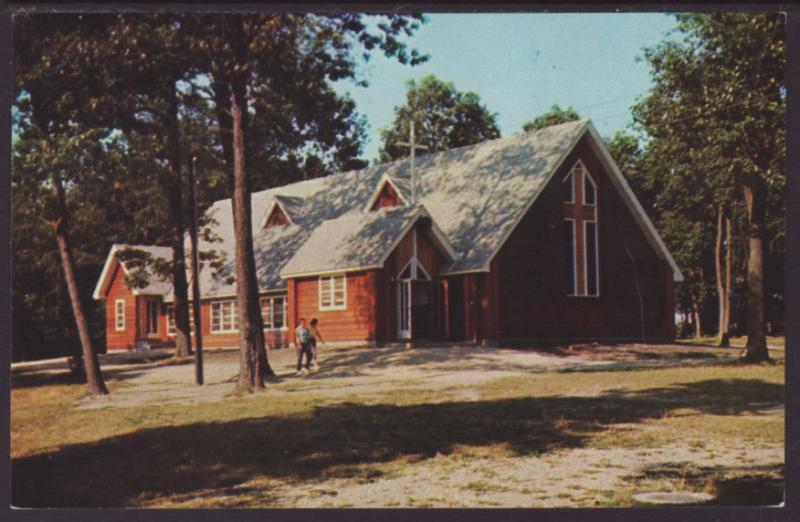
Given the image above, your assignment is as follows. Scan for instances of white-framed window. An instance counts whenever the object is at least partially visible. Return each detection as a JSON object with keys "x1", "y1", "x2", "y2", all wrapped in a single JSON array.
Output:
[
  {"x1": 564, "y1": 219, "x2": 577, "y2": 296},
  {"x1": 319, "y1": 274, "x2": 346, "y2": 310},
  {"x1": 583, "y1": 170, "x2": 597, "y2": 206},
  {"x1": 584, "y1": 221, "x2": 599, "y2": 297},
  {"x1": 563, "y1": 160, "x2": 599, "y2": 297},
  {"x1": 114, "y1": 299, "x2": 125, "y2": 331},
  {"x1": 563, "y1": 171, "x2": 575, "y2": 203},
  {"x1": 167, "y1": 305, "x2": 196, "y2": 336},
  {"x1": 211, "y1": 300, "x2": 238, "y2": 333},
  {"x1": 260, "y1": 295, "x2": 287, "y2": 330},
  {"x1": 144, "y1": 299, "x2": 160, "y2": 336}
]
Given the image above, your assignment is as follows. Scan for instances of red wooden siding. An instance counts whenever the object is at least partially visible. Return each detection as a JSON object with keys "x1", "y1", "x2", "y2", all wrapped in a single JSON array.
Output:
[
  {"x1": 104, "y1": 262, "x2": 137, "y2": 350},
  {"x1": 291, "y1": 271, "x2": 376, "y2": 342},
  {"x1": 196, "y1": 296, "x2": 291, "y2": 349},
  {"x1": 494, "y1": 135, "x2": 673, "y2": 340},
  {"x1": 104, "y1": 251, "x2": 292, "y2": 350},
  {"x1": 371, "y1": 181, "x2": 403, "y2": 210}
]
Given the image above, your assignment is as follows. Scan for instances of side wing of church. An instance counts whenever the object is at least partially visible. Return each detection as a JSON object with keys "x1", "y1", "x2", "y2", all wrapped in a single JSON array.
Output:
[{"x1": 93, "y1": 120, "x2": 682, "y2": 351}]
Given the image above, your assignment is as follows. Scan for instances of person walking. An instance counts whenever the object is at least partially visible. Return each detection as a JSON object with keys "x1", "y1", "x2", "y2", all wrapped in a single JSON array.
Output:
[
  {"x1": 308, "y1": 318, "x2": 325, "y2": 371},
  {"x1": 295, "y1": 318, "x2": 312, "y2": 374}
]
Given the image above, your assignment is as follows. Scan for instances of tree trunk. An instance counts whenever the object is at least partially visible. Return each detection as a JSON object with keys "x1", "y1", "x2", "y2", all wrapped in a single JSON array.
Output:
[
  {"x1": 52, "y1": 178, "x2": 108, "y2": 396},
  {"x1": 164, "y1": 82, "x2": 192, "y2": 359},
  {"x1": 742, "y1": 184, "x2": 769, "y2": 362},
  {"x1": 228, "y1": 67, "x2": 273, "y2": 392},
  {"x1": 714, "y1": 204, "x2": 728, "y2": 346},
  {"x1": 721, "y1": 212, "x2": 733, "y2": 346},
  {"x1": 691, "y1": 292, "x2": 702, "y2": 338}
]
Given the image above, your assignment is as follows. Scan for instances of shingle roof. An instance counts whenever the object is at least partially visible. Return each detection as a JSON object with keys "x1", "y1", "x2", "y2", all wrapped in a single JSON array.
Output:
[
  {"x1": 92, "y1": 244, "x2": 174, "y2": 300},
  {"x1": 98, "y1": 119, "x2": 680, "y2": 302},
  {"x1": 279, "y1": 205, "x2": 452, "y2": 278},
  {"x1": 204, "y1": 120, "x2": 586, "y2": 292}
]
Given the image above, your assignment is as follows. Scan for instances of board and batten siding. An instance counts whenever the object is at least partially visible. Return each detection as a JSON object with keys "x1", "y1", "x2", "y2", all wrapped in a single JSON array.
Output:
[
  {"x1": 495, "y1": 134, "x2": 673, "y2": 341},
  {"x1": 378, "y1": 221, "x2": 448, "y2": 341}
]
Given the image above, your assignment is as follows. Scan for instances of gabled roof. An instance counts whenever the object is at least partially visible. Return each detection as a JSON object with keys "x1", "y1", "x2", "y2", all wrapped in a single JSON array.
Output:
[
  {"x1": 98, "y1": 118, "x2": 680, "y2": 302},
  {"x1": 363, "y1": 172, "x2": 412, "y2": 211},
  {"x1": 260, "y1": 194, "x2": 305, "y2": 227},
  {"x1": 92, "y1": 244, "x2": 174, "y2": 300},
  {"x1": 279, "y1": 205, "x2": 456, "y2": 279}
]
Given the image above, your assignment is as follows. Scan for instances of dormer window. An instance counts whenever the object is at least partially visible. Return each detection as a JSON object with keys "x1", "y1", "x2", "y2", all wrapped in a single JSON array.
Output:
[
  {"x1": 261, "y1": 195, "x2": 303, "y2": 229},
  {"x1": 371, "y1": 181, "x2": 403, "y2": 211},
  {"x1": 264, "y1": 204, "x2": 289, "y2": 228}
]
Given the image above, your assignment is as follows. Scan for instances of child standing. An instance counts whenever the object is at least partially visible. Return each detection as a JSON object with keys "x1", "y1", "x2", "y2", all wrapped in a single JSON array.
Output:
[
  {"x1": 295, "y1": 318, "x2": 312, "y2": 374},
  {"x1": 308, "y1": 318, "x2": 325, "y2": 371}
]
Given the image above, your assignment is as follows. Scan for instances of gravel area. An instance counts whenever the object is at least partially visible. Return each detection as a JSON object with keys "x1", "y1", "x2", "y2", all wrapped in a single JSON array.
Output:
[{"x1": 70, "y1": 342, "x2": 736, "y2": 410}]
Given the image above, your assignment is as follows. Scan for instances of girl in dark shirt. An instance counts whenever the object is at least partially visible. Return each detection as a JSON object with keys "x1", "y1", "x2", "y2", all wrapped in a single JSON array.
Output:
[{"x1": 308, "y1": 318, "x2": 324, "y2": 370}]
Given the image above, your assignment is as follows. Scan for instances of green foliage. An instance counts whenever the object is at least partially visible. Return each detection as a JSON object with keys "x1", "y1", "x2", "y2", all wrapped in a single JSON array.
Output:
[
  {"x1": 378, "y1": 75, "x2": 500, "y2": 162},
  {"x1": 522, "y1": 104, "x2": 581, "y2": 132},
  {"x1": 11, "y1": 13, "x2": 427, "y2": 361},
  {"x1": 631, "y1": 13, "x2": 785, "y2": 334}
]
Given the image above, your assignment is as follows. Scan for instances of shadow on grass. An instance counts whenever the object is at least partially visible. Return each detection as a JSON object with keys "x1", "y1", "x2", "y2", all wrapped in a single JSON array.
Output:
[
  {"x1": 11, "y1": 367, "x2": 150, "y2": 390},
  {"x1": 12, "y1": 378, "x2": 783, "y2": 507}
]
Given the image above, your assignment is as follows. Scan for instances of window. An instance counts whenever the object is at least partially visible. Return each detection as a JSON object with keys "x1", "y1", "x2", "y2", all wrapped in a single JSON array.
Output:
[
  {"x1": 398, "y1": 258, "x2": 430, "y2": 281},
  {"x1": 260, "y1": 296, "x2": 287, "y2": 330},
  {"x1": 585, "y1": 222, "x2": 599, "y2": 296},
  {"x1": 563, "y1": 160, "x2": 599, "y2": 297},
  {"x1": 371, "y1": 181, "x2": 403, "y2": 210},
  {"x1": 145, "y1": 299, "x2": 159, "y2": 336},
  {"x1": 319, "y1": 274, "x2": 346, "y2": 310},
  {"x1": 564, "y1": 220, "x2": 576, "y2": 296},
  {"x1": 563, "y1": 172, "x2": 574, "y2": 202},
  {"x1": 211, "y1": 300, "x2": 238, "y2": 333},
  {"x1": 114, "y1": 299, "x2": 125, "y2": 331},
  {"x1": 167, "y1": 305, "x2": 196, "y2": 336},
  {"x1": 264, "y1": 204, "x2": 289, "y2": 228},
  {"x1": 584, "y1": 171, "x2": 597, "y2": 205}
]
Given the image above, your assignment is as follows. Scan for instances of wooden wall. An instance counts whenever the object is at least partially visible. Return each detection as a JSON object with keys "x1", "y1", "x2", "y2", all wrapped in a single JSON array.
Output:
[
  {"x1": 494, "y1": 135, "x2": 673, "y2": 341},
  {"x1": 104, "y1": 259, "x2": 292, "y2": 350},
  {"x1": 290, "y1": 271, "x2": 377, "y2": 343},
  {"x1": 377, "y1": 220, "x2": 448, "y2": 341},
  {"x1": 104, "y1": 263, "x2": 138, "y2": 350}
]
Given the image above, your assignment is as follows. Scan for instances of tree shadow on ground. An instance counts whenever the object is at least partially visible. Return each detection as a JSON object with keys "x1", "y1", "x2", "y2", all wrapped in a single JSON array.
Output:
[
  {"x1": 312, "y1": 346, "x2": 567, "y2": 379},
  {"x1": 11, "y1": 367, "x2": 150, "y2": 389},
  {"x1": 632, "y1": 461, "x2": 784, "y2": 506},
  {"x1": 311, "y1": 344, "x2": 735, "y2": 381},
  {"x1": 11, "y1": 378, "x2": 783, "y2": 507}
]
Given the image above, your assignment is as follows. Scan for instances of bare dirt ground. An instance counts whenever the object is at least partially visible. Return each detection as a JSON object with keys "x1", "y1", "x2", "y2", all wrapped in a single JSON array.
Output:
[
  {"x1": 12, "y1": 341, "x2": 783, "y2": 508},
  {"x1": 66, "y1": 342, "x2": 739, "y2": 410}
]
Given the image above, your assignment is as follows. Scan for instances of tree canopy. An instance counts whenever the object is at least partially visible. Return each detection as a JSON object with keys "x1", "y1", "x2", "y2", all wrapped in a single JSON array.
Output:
[
  {"x1": 631, "y1": 13, "x2": 785, "y2": 355},
  {"x1": 522, "y1": 104, "x2": 581, "y2": 132},
  {"x1": 378, "y1": 75, "x2": 499, "y2": 162}
]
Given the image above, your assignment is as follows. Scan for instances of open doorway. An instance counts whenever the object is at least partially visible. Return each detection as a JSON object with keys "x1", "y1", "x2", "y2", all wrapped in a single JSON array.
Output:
[{"x1": 396, "y1": 258, "x2": 432, "y2": 340}]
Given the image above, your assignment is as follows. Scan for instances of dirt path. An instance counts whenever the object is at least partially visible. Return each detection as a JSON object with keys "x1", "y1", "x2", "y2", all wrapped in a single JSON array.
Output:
[
  {"x1": 12, "y1": 342, "x2": 782, "y2": 508},
  {"x1": 71, "y1": 343, "x2": 737, "y2": 410}
]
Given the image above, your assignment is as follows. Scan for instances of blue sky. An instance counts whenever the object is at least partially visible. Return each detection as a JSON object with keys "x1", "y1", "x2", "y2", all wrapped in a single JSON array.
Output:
[{"x1": 335, "y1": 13, "x2": 680, "y2": 162}]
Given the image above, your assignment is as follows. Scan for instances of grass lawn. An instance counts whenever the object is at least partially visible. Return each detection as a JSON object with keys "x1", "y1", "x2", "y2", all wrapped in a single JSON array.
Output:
[{"x1": 11, "y1": 337, "x2": 785, "y2": 508}]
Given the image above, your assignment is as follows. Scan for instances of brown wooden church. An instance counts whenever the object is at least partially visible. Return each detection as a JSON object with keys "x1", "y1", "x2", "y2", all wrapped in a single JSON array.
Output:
[{"x1": 93, "y1": 120, "x2": 682, "y2": 351}]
